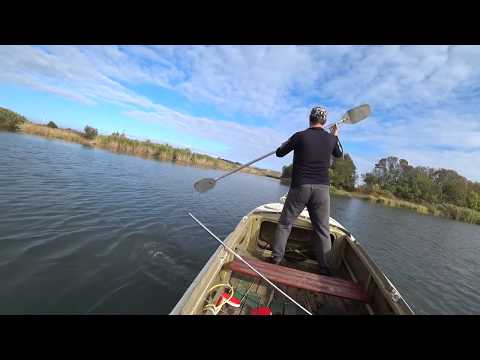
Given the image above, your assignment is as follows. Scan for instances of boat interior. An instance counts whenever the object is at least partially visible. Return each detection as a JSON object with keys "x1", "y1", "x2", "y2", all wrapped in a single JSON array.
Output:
[{"x1": 176, "y1": 211, "x2": 412, "y2": 315}]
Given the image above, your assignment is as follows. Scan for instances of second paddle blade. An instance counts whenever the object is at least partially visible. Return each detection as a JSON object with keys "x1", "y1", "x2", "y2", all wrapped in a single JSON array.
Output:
[
  {"x1": 194, "y1": 178, "x2": 216, "y2": 193},
  {"x1": 345, "y1": 104, "x2": 371, "y2": 124}
]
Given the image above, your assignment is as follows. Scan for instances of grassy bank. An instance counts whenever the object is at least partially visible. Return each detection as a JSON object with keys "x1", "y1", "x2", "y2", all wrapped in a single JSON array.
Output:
[
  {"x1": 331, "y1": 187, "x2": 480, "y2": 225},
  {"x1": 16, "y1": 120, "x2": 280, "y2": 178},
  {"x1": 1, "y1": 107, "x2": 29, "y2": 131},
  {"x1": 21, "y1": 122, "x2": 92, "y2": 146}
]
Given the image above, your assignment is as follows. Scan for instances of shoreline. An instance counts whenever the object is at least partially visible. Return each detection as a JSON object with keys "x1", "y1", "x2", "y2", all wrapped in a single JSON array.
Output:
[
  {"x1": 277, "y1": 176, "x2": 479, "y2": 225},
  {"x1": 16, "y1": 122, "x2": 281, "y2": 179},
  {"x1": 330, "y1": 187, "x2": 480, "y2": 225}
]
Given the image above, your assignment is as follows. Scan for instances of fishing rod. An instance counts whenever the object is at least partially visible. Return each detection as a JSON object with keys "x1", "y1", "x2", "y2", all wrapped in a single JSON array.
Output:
[
  {"x1": 194, "y1": 104, "x2": 371, "y2": 193},
  {"x1": 188, "y1": 212, "x2": 313, "y2": 315}
]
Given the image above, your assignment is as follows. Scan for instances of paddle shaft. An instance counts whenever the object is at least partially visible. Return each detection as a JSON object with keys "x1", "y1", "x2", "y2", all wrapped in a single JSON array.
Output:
[
  {"x1": 215, "y1": 120, "x2": 347, "y2": 183},
  {"x1": 188, "y1": 212, "x2": 312, "y2": 315},
  {"x1": 214, "y1": 150, "x2": 276, "y2": 182},
  {"x1": 325, "y1": 117, "x2": 347, "y2": 131}
]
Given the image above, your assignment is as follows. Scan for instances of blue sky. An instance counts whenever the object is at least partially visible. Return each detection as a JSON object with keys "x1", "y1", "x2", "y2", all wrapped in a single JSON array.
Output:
[{"x1": 1, "y1": 45, "x2": 479, "y2": 181}]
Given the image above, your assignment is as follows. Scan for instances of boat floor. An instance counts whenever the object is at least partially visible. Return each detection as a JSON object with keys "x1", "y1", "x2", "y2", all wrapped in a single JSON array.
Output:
[{"x1": 216, "y1": 260, "x2": 370, "y2": 315}]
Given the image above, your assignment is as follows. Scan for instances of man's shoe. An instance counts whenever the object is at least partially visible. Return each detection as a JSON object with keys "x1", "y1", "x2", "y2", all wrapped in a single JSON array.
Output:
[{"x1": 265, "y1": 256, "x2": 281, "y2": 265}]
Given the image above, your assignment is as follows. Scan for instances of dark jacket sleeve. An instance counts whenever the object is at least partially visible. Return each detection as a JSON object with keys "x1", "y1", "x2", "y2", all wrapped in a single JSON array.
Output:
[
  {"x1": 276, "y1": 133, "x2": 299, "y2": 157},
  {"x1": 332, "y1": 136, "x2": 343, "y2": 158}
]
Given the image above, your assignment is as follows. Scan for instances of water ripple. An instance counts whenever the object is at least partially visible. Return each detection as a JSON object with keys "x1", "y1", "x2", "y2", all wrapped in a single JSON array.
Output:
[{"x1": 1, "y1": 132, "x2": 479, "y2": 314}]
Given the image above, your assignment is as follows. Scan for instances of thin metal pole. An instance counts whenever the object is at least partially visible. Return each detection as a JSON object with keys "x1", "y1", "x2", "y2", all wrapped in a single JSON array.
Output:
[{"x1": 188, "y1": 213, "x2": 312, "y2": 315}]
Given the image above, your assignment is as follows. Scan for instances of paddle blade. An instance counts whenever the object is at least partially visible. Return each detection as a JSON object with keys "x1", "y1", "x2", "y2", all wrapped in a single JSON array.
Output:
[
  {"x1": 343, "y1": 104, "x2": 371, "y2": 124},
  {"x1": 194, "y1": 178, "x2": 216, "y2": 193}
]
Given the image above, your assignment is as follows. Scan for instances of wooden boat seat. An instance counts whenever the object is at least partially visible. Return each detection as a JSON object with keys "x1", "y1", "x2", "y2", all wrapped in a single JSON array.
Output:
[{"x1": 225, "y1": 256, "x2": 369, "y2": 303}]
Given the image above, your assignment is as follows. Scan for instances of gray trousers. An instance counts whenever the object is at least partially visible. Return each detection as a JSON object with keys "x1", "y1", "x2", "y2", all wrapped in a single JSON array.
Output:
[{"x1": 272, "y1": 184, "x2": 331, "y2": 272}]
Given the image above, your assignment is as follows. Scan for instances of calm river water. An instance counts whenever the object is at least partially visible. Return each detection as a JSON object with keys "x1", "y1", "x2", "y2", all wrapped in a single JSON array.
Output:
[{"x1": 1, "y1": 132, "x2": 479, "y2": 314}]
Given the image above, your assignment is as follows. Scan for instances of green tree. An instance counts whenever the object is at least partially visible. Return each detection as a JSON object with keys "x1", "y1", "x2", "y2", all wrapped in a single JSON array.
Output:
[
  {"x1": 0, "y1": 107, "x2": 27, "y2": 131},
  {"x1": 47, "y1": 121, "x2": 58, "y2": 128},
  {"x1": 84, "y1": 125, "x2": 98, "y2": 139},
  {"x1": 467, "y1": 191, "x2": 480, "y2": 212},
  {"x1": 281, "y1": 164, "x2": 293, "y2": 178},
  {"x1": 330, "y1": 154, "x2": 357, "y2": 191},
  {"x1": 361, "y1": 156, "x2": 480, "y2": 211},
  {"x1": 432, "y1": 169, "x2": 468, "y2": 206}
]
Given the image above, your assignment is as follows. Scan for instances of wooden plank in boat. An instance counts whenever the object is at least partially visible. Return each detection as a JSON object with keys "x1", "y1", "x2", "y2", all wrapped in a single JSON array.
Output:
[
  {"x1": 225, "y1": 257, "x2": 369, "y2": 303},
  {"x1": 230, "y1": 256, "x2": 365, "y2": 291}
]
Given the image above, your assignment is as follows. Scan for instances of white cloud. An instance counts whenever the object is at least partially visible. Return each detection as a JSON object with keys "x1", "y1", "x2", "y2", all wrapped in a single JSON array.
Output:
[
  {"x1": 0, "y1": 45, "x2": 156, "y2": 109},
  {"x1": 127, "y1": 106, "x2": 287, "y2": 166},
  {"x1": 1, "y1": 45, "x2": 480, "y2": 181},
  {"x1": 343, "y1": 109, "x2": 480, "y2": 180},
  {"x1": 4, "y1": 45, "x2": 479, "y2": 118},
  {"x1": 320, "y1": 46, "x2": 458, "y2": 108}
]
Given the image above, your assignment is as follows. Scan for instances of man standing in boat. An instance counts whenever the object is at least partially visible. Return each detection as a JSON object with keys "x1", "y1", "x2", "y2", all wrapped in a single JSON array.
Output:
[{"x1": 269, "y1": 106, "x2": 343, "y2": 276}]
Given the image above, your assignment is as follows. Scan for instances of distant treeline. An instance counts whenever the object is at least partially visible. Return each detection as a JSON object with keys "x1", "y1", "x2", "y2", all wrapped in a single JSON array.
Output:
[
  {"x1": 281, "y1": 154, "x2": 357, "y2": 191},
  {"x1": 281, "y1": 154, "x2": 480, "y2": 225},
  {"x1": 361, "y1": 156, "x2": 480, "y2": 224},
  {"x1": 0, "y1": 107, "x2": 281, "y2": 179}
]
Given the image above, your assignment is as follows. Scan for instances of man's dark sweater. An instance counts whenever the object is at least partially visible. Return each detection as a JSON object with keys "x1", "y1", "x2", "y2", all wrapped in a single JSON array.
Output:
[{"x1": 276, "y1": 127, "x2": 343, "y2": 187}]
